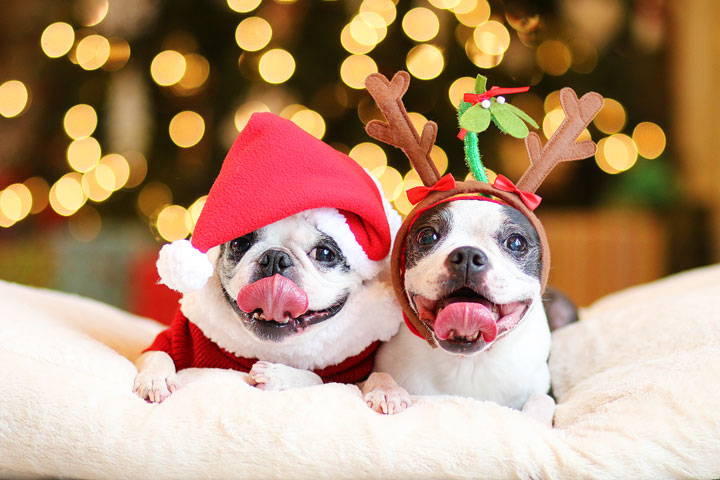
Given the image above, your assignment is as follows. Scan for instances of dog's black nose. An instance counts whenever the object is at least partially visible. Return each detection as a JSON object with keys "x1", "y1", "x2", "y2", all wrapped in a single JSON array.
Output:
[
  {"x1": 446, "y1": 246, "x2": 488, "y2": 277},
  {"x1": 258, "y1": 249, "x2": 294, "y2": 277}
]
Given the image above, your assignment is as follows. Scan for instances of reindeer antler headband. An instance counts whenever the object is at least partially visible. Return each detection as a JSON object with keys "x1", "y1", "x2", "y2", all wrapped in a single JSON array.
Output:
[{"x1": 364, "y1": 71, "x2": 603, "y2": 345}]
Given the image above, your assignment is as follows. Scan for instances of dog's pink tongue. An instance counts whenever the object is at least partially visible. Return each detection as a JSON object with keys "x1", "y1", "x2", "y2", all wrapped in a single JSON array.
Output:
[
  {"x1": 236, "y1": 274, "x2": 309, "y2": 322},
  {"x1": 434, "y1": 302, "x2": 498, "y2": 342}
]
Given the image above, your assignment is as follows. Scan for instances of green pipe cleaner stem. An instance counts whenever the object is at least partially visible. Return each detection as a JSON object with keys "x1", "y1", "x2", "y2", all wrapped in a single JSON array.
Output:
[{"x1": 463, "y1": 131, "x2": 488, "y2": 183}]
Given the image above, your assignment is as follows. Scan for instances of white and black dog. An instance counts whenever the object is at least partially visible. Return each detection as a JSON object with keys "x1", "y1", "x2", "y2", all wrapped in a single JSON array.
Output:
[
  {"x1": 364, "y1": 199, "x2": 555, "y2": 422},
  {"x1": 133, "y1": 112, "x2": 402, "y2": 403}
]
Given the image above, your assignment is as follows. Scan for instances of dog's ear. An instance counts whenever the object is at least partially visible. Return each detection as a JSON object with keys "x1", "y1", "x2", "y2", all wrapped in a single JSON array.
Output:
[{"x1": 364, "y1": 71, "x2": 440, "y2": 188}]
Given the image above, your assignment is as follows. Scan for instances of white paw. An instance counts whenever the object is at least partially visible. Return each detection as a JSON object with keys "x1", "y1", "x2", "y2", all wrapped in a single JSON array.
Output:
[
  {"x1": 133, "y1": 368, "x2": 178, "y2": 403},
  {"x1": 247, "y1": 361, "x2": 322, "y2": 391},
  {"x1": 363, "y1": 386, "x2": 411, "y2": 415}
]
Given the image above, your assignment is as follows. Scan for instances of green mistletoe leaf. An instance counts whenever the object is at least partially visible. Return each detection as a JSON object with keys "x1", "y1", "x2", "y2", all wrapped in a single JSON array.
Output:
[
  {"x1": 474, "y1": 75, "x2": 488, "y2": 94},
  {"x1": 499, "y1": 102, "x2": 539, "y2": 129},
  {"x1": 459, "y1": 103, "x2": 492, "y2": 132},
  {"x1": 490, "y1": 103, "x2": 530, "y2": 138}
]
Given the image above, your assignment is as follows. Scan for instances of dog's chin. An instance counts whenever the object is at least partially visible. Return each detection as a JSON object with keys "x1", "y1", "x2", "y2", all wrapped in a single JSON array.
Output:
[
  {"x1": 411, "y1": 287, "x2": 531, "y2": 355},
  {"x1": 223, "y1": 288, "x2": 349, "y2": 343}
]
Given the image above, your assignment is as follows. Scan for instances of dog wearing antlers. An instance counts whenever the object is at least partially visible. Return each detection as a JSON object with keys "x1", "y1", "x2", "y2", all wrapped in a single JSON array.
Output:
[{"x1": 360, "y1": 71, "x2": 603, "y2": 424}]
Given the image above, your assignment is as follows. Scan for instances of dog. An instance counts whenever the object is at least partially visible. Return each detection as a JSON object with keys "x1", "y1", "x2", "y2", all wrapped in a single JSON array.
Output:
[
  {"x1": 132, "y1": 111, "x2": 401, "y2": 403},
  {"x1": 362, "y1": 199, "x2": 555, "y2": 423},
  {"x1": 134, "y1": 209, "x2": 401, "y2": 402}
]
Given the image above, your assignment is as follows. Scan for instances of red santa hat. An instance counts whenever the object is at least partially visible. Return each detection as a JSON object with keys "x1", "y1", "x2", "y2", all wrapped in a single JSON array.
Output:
[{"x1": 157, "y1": 112, "x2": 400, "y2": 293}]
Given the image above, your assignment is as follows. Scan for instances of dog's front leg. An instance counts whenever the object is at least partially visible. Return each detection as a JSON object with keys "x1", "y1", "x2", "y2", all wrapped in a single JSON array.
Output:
[
  {"x1": 361, "y1": 372, "x2": 412, "y2": 415},
  {"x1": 521, "y1": 393, "x2": 555, "y2": 426},
  {"x1": 133, "y1": 351, "x2": 179, "y2": 403},
  {"x1": 248, "y1": 361, "x2": 323, "y2": 391}
]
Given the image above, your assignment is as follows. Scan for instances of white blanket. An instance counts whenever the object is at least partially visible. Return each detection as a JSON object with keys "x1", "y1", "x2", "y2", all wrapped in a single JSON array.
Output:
[{"x1": 1, "y1": 265, "x2": 720, "y2": 479}]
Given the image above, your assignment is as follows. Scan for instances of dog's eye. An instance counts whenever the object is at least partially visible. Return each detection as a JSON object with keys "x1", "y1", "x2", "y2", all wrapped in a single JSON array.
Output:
[
  {"x1": 229, "y1": 236, "x2": 252, "y2": 256},
  {"x1": 312, "y1": 247, "x2": 336, "y2": 263},
  {"x1": 416, "y1": 227, "x2": 439, "y2": 246},
  {"x1": 505, "y1": 234, "x2": 527, "y2": 253}
]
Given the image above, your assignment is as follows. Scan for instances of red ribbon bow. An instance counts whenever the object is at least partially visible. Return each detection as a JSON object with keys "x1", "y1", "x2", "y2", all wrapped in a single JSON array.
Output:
[
  {"x1": 406, "y1": 173, "x2": 456, "y2": 205},
  {"x1": 492, "y1": 174, "x2": 542, "y2": 211}
]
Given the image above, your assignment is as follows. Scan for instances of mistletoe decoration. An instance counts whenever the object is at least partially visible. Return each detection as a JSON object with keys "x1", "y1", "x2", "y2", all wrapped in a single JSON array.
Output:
[{"x1": 457, "y1": 75, "x2": 539, "y2": 183}]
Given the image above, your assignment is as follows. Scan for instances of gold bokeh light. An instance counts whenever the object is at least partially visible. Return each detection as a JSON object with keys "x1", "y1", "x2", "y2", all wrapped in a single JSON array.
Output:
[
  {"x1": 349, "y1": 142, "x2": 387, "y2": 176},
  {"x1": 473, "y1": 20, "x2": 510, "y2": 56},
  {"x1": 0, "y1": 184, "x2": 32, "y2": 222},
  {"x1": 24, "y1": 177, "x2": 49, "y2": 214},
  {"x1": 99, "y1": 153, "x2": 130, "y2": 190},
  {"x1": 340, "y1": 54, "x2": 378, "y2": 89},
  {"x1": 67, "y1": 136, "x2": 102, "y2": 173},
  {"x1": 341, "y1": 24, "x2": 374, "y2": 55},
  {"x1": 402, "y1": 8, "x2": 440, "y2": 42},
  {"x1": 543, "y1": 108, "x2": 591, "y2": 141},
  {"x1": 82, "y1": 168, "x2": 113, "y2": 202},
  {"x1": 593, "y1": 98, "x2": 626, "y2": 134},
  {"x1": 76, "y1": 34, "x2": 111, "y2": 70},
  {"x1": 177, "y1": 53, "x2": 210, "y2": 90},
  {"x1": 290, "y1": 109, "x2": 326, "y2": 140},
  {"x1": 448, "y1": 76, "x2": 475, "y2": 107},
  {"x1": 375, "y1": 166, "x2": 404, "y2": 202},
  {"x1": 603, "y1": 134, "x2": 637, "y2": 173},
  {"x1": 227, "y1": 0, "x2": 262, "y2": 13},
  {"x1": 68, "y1": 205, "x2": 102, "y2": 242},
  {"x1": 169, "y1": 111, "x2": 205, "y2": 148},
  {"x1": 258, "y1": 49, "x2": 295, "y2": 84},
  {"x1": 137, "y1": 182, "x2": 172, "y2": 218},
  {"x1": 150, "y1": 50, "x2": 187, "y2": 86},
  {"x1": 455, "y1": 0, "x2": 490, "y2": 27},
  {"x1": 76, "y1": 0, "x2": 109, "y2": 27},
  {"x1": 406, "y1": 44, "x2": 445, "y2": 80},
  {"x1": 188, "y1": 196, "x2": 208, "y2": 230},
  {"x1": 0, "y1": 80, "x2": 29, "y2": 118},
  {"x1": 360, "y1": 0, "x2": 397, "y2": 26},
  {"x1": 50, "y1": 173, "x2": 87, "y2": 215},
  {"x1": 64, "y1": 104, "x2": 97, "y2": 140},
  {"x1": 536, "y1": 40, "x2": 572, "y2": 76},
  {"x1": 633, "y1": 122, "x2": 666, "y2": 159},
  {"x1": 156, "y1": 205, "x2": 192, "y2": 242},
  {"x1": 41, "y1": 22, "x2": 75, "y2": 58},
  {"x1": 235, "y1": 101, "x2": 270, "y2": 131},
  {"x1": 235, "y1": 17, "x2": 272, "y2": 52}
]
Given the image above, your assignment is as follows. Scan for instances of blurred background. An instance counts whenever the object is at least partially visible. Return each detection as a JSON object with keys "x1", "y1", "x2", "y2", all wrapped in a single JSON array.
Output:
[{"x1": 0, "y1": 0, "x2": 717, "y2": 323}]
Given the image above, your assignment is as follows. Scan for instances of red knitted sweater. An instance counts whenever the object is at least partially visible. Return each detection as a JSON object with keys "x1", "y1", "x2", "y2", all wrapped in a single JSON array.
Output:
[{"x1": 146, "y1": 308, "x2": 379, "y2": 384}]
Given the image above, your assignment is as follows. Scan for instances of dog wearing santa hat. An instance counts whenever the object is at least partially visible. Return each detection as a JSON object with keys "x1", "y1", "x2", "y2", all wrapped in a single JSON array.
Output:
[{"x1": 133, "y1": 112, "x2": 402, "y2": 403}]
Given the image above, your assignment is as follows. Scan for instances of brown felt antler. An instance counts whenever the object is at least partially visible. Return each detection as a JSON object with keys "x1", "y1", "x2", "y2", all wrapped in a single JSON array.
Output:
[
  {"x1": 516, "y1": 87, "x2": 604, "y2": 193},
  {"x1": 364, "y1": 71, "x2": 441, "y2": 187}
]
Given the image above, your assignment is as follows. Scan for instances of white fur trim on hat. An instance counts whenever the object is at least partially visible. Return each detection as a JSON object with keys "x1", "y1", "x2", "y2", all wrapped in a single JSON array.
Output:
[{"x1": 156, "y1": 239, "x2": 214, "y2": 293}]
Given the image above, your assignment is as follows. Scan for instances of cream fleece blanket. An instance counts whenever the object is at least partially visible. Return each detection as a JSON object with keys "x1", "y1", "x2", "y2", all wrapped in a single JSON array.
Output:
[{"x1": 1, "y1": 265, "x2": 720, "y2": 479}]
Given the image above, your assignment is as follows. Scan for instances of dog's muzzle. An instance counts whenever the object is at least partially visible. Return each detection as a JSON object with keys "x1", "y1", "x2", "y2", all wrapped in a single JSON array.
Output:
[{"x1": 237, "y1": 274, "x2": 309, "y2": 323}]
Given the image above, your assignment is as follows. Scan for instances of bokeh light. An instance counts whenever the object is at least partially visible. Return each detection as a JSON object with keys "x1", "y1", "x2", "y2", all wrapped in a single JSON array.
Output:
[
  {"x1": 156, "y1": 205, "x2": 192, "y2": 242},
  {"x1": 124, "y1": 151, "x2": 148, "y2": 188},
  {"x1": 465, "y1": 39, "x2": 503, "y2": 69},
  {"x1": 360, "y1": 0, "x2": 397, "y2": 26},
  {"x1": 227, "y1": 0, "x2": 261, "y2": 13},
  {"x1": 137, "y1": 182, "x2": 172, "y2": 217},
  {"x1": 430, "y1": 145, "x2": 449, "y2": 174},
  {"x1": 0, "y1": 184, "x2": 32, "y2": 222},
  {"x1": 68, "y1": 205, "x2": 102, "y2": 242},
  {"x1": 0, "y1": 80, "x2": 29, "y2": 118},
  {"x1": 150, "y1": 50, "x2": 187, "y2": 86},
  {"x1": 258, "y1": 49, "x2": 295, "y2": 84},
  {"x1": 99, "y1": 153, "x2": 130, "y2": 190},
  {"x1": 596, "y1": 134, "x2": 638, "y2": 174},
  {"x1": 402, "y1": 8, "x2": 440, "y2": 42},
  {"x1": 569, "y1": 38, "x2": 598, "y2": 74},
  {"x1": 235, "y1": 17, "x2": 272, "y2": 52},
  {"x1": 543, "y1": 91, "x2": 561, "y2": 113},
  {"x1": 473, "y1": 20, "x2": 510, "y2": 55},
  {"x1": 41, "y1": 22, "x2": 75, "y2": 58},
  {"x1": 428, "y1": 0, "x2": 462, "y2": 9},
  {"x1": 349, "y1": 12, "x2": 387, "y2": 47},
  {"x1": 451, "y1": 0, "x2": 479, "y2": 14},
  {"x1": 188, "y1": 196, "x2": 208, "y2": 230},
  {"x1": 633, "y1": 122, "x2": 666, "y2": 159},
  {"x1": 64, "y1": 104, "x2": 97, "y2": 140},
  {"x1": 103, "y1": 38, "x2": 131, "y2": 71},
  {"x1": 76, "y1": 34, "x2": 110, "y2": 70},
  {"x1": 407, "y1": 112, "x2": 429, "y2": 135},
  {"x1": 341, "y1": 24, "x2": 374, "y2": 55},
  {"x1": 375, "y1": 166, "x2": 404, "y2": 201},
  {"x1": 67, "y1": 136, "x2": 102, "y2": 173},
  {"x1": 49, "y1": 173, "x2": 87, "y2": 215},
  {"x1": 448, "y1": 76, "x2": 475, "y2": 107},
  {"x1": 75, "y1": 0, "x2": 109, "y2": 27},
  {"x1": 82, "y1": 168, "x2": 113, "y2": 202},
  {"x1": 176, "y1": 53, "x2": 210, "y2": 91},
  {"x1": 536, "y1": 40, "x2": 572, "y2": 76},
  {"x1": 349, "y1": 142, "x2": 387, "y2": 176},
  {"x1": 290, "y1": 109, "x2": 326, "y2": 139},
  {"x1": 455, "y1": 0, "x2": 490, "y2": 27},
  {"x1": 406, "y1": 44, "x2": 445, "y2": 80},
  {"x1": 340, "y1": 54, "x2": 378, "y2": 89},
  {"x1": 24, "y1": 177, "x2": 49, "y2": 214},
  {"x1": 169, "y1": 111, "x2": 205, "y2": 148},
  {"x1": 234, "y1": 101, "x2": 270, "y2": 131},
  {"x1": 593, "y1": 98, "x2": 627, "y2": 134}
]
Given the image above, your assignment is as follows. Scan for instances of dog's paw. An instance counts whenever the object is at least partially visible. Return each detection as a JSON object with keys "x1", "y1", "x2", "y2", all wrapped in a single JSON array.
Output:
[
  {"x1": 362, "y1": 372, "x2": 411, "y2": 415},
  {"x1": 248, "y1": 361, "x2": 323, "y2": 391},
  {"x1": 133, "y1": 369, "x2": 179, "y2": 403}
]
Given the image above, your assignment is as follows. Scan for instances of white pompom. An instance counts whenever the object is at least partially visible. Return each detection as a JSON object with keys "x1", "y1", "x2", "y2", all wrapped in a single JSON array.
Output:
[{"x1": 156, "y1": 239, "x2": 214, "y2": 293}]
